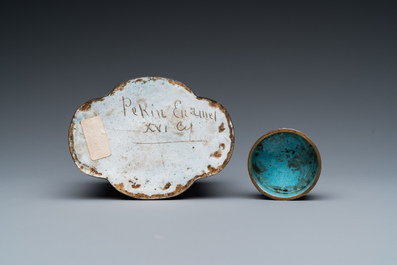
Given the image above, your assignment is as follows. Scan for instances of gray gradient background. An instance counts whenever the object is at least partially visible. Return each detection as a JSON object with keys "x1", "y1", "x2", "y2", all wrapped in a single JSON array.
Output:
[{"x1": 1, "y1": 1, "x2": 396, "y2": 264}]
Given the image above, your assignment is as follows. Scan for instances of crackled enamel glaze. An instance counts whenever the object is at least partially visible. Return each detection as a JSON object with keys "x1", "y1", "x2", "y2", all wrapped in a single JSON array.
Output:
[
  {"x1": 69, "y1": 77, "x2": 234, "y2": 199},
  {"x1": 248, "y1": 129, "x2": 321, "y2": 200}
]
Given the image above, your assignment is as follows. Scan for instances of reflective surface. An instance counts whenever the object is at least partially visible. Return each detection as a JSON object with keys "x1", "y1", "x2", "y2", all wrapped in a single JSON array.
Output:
[{"x1": 249, "y1": 129, "x2": 321, "y2": 199}]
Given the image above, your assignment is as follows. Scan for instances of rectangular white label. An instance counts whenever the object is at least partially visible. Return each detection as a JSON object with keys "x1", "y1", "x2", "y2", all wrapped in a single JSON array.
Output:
[{"x1": 80, "y1": 116, "x2": 111, "y2": 160}]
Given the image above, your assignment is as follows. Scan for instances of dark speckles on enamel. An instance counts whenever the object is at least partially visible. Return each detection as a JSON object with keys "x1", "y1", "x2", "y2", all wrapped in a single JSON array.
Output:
[{"x1": 248, "y1": 129, "x2": 321, "y2": 200}]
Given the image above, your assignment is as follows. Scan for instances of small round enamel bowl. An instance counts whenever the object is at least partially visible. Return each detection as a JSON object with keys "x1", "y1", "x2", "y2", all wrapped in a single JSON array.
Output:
[{"x1": 248, "y1": 128, "x2": 321, "y2": 200}]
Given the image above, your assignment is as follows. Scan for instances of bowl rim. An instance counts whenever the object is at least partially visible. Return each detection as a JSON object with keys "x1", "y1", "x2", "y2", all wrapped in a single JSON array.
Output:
[{"x1": 247, "y1": 128, "x2": 322, "y2": 200}]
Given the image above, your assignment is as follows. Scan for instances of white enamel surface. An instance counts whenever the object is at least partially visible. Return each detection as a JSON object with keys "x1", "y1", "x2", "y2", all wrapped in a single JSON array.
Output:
[{"x1": 70, "y1": 77, "x2": 233, "y2": 197}]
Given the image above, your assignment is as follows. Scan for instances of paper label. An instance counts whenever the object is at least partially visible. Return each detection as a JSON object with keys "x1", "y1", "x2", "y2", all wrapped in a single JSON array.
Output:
[{"x1": 80, "y1": 116, "x2": 111, "y2": 160}]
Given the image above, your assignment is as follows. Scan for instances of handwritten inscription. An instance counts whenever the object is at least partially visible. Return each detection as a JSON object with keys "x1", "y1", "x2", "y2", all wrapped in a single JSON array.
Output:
[
  {"x1": 172, "y1": 100, "x2": 216, "y2": 121},
  {"x1": 122, "y1": 97, "x2": 216, "y2": 134},
  {"x1": 122, "y1": 97, "x2": 167, "y2": 119}
]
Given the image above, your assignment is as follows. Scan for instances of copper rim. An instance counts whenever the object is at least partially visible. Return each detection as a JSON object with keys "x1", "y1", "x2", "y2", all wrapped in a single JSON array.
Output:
[{"x1": 247, "y1": 128, "x2": 322, "y2": 200}]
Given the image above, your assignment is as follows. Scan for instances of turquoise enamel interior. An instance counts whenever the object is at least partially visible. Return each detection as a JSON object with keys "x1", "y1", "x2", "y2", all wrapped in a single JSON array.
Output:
[{"x1": 250, "y1": 132, "x2": 319, "y2": 198}]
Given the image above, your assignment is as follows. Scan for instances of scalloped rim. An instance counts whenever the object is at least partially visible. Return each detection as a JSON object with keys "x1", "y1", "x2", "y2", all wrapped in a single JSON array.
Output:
[{"x1": 69, "y1": 77, "x2": 235, "y2": 199}]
